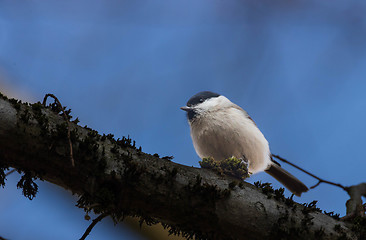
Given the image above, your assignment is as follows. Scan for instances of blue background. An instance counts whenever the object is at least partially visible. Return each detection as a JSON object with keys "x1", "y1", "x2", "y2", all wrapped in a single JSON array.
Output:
[{"x1": 1, "y1": 0, "x2": 366, "y2": 239}]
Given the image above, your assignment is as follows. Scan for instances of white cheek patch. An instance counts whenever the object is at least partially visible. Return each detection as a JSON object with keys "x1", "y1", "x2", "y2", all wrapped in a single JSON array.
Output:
[{"x1": 196, "y1": 96, "x2": 231, "y2": 112}]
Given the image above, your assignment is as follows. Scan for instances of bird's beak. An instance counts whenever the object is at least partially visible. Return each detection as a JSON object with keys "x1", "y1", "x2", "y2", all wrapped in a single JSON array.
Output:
[{"x1": 180, "y1": 106, "x2": 191, "y2": 112}]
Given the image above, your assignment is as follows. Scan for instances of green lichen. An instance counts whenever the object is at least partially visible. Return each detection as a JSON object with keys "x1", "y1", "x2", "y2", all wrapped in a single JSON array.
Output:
[
  {"x1": 149, "y1": 165, "x2": 178, "y2": 185},
  {"x1": 254, "y1": 181, "x2": 298, "y2": 209},
  {"x1": 253, "y1": 182, "x2": 351, "y2": 239},
  {"x1": 99, "y1": 133, "x2": 139, "y2": 152},
  {"x1": 31, "y1": 102, "x2": 50, "y2": 136},
  {"x1": 228, "y1": 181, "x2": 237, "y2": 189},
  {"x1": 333, "y1": 224, "x2": 342, "y2": 233},
  {"x1": 52, "y1": 122, "x2": 69, "y2": 139},
  {"x1": 77, "y1": 178, "x2": 123, "y2": 220},
  {"x1": 324, "y1": 211, "x2": 340, "y2": 220},
  {"x1": 333, "y1": 224, "x2": 351, "y2": 240},
  {"x1": 199, "y1": 156, "x2": 249, "y2": 180},
  {"x1": 161, "y1": 155, "x2": 174, "y2": 161},
  {"x1": 254, "y1": 182, "x2": 321, "y2": 239},
  {"x1": 0, "y1": 92, "x2": 7, "y2": 100},
  {"x1": 314, "y1": 227, "x2": 325, "y2": 239},
  {"x1": 162, "y1": 223, "x2": 217, "y2": 240},
  {"x1": 270, "y1": 209, "x2": 319, "y2": 240},
  {"x1": 79, "y1": 132, "x2": 100, "y2": 154},
  {"x1": 274, "y1": 187, "x2": 286, "y2": 201},
  {"x1": 110, "y1": 144, "x2": 119, "y2": 154},
  {"x1": 169, "y1": 167, "x2": 178, "y2": 177},
  {"x1": 116, "y1": 136, "x2": 136, "y2": 149},
  {"x1": 254, "y1": 181, "x2": 276, "y2": 197},
  {"x1": 149, "y1": 173, "x2": 232, "y2": 239},
  {"x1": 0, "y1": 166, "x2": 8, "y2": 188},
  {"x1": 87, "y1": 130, "x2": 100, "y2": 140},
  {"x1": 72, "y1": 117, "x2": 80, "y2": 124},
  {"x1": 74, "y1": 132, "x2": 107, "y2": 178},
  {"x1": 121, "y1": 153, "x2": 146, "y2": 182},
  {"x1": 44, "y1": 99, "x2": 73, "y2": 120},
  {"x1": 199, "y1": 157, "x2": 220, "y2": 170},
  {"x1": 16, "y1": 171, "x2": 38, "y2": 200},
  {"x1": 351, "y1": 216, "x2": 366, "y2": 239},
  {"x1": 76, "y1": 148, "x2": 151, "y2": 228},
  {"x1": 3, "y1": 94, "x2": 151, "y2": 235},
  {"x1": 20, "y1": 108, "x2": 30, "y2": 123},
  {"x1": 271, "y1": 198, "x2": 348, "y2": 240},
  {"x1": 186, "y1": 174, "x2": 230, "y2": 201},
  {"x1": 270, "y1": 210, "x2": 303, "y2": 239},
  {"x1": 5, "y1": 93, "x2": 332, "y2": 239},
  {"x1": 302, "y1": 200, "x2": 322, "y2": 214},
  {"x1": 9, "y1": 98, "x2": 21, "y2": 110}
]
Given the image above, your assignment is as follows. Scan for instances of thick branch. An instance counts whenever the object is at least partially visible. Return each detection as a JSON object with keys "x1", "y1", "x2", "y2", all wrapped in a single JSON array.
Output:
[{"x1": 0, "y1": 97, "x2": 357, "y2": 240}]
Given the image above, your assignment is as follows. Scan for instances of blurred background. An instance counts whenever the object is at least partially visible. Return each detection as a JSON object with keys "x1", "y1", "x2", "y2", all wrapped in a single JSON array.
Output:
[{"x1": 1, "y1": 0, "x2": 366, "y2": 239}]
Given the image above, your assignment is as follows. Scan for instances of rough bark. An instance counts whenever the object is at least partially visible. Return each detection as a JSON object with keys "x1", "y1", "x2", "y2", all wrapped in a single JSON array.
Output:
[{"x1": 0, "y1": 96, "x2": 358, "y2": 240}]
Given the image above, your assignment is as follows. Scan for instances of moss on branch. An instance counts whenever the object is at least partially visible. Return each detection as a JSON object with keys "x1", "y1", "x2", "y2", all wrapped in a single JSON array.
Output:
[{"x1": 0, "y1": 92, "x2": 360, "y2": 240}]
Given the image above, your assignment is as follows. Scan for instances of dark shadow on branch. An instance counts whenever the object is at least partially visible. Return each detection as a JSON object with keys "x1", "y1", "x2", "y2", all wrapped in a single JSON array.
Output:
[{"x1": 43, "y1": 93, "x2": 75, "y2": 167}]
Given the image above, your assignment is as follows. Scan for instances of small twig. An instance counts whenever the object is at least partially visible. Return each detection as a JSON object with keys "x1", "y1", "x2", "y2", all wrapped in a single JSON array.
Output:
[
  {"x1": 79, "y1": 213, "x2": 109, "y2": 240},
  {"x1": 272, "y1": 154, "x2": 347, "y2": 191},
  {"x1": 43, "y1": 93, "x2": 75, "y2": 167},
  {"x1": 273, "y1": 155, "x2": 366, "y2": 220},
  {"x1": 5, "y1": 169, "x2": 16, "y2": 177}
]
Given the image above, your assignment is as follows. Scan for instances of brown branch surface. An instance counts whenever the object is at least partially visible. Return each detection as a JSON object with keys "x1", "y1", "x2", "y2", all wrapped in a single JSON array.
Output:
[{"x1": 0, "y1": 97, "x2": 358, "y2": 240}]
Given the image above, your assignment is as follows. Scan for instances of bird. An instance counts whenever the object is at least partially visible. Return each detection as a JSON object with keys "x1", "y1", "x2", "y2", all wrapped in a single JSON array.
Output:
[{"x1": 181, "y1": 91, "x2": 308, "y2": 196}]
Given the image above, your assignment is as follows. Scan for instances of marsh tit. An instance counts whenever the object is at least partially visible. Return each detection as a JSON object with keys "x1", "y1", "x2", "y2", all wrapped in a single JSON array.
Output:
[{"x1": 181, "y1": 91, "x2": 308, "y2": 196}]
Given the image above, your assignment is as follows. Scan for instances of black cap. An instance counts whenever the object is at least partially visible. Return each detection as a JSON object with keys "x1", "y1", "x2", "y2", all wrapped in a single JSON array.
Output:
[{"x1": 186, "y1": 91, "x2": 220, "y2": 107}]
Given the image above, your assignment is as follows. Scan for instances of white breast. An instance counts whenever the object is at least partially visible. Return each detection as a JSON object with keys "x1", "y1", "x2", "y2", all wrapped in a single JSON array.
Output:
[{"x1": 190, "y1": 101, "x2": 271, "y2": 174}]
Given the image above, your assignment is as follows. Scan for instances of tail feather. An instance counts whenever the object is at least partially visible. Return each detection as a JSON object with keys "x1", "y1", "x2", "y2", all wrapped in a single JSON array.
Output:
[{"x1": 265, "y1": 163, "x2": 308, "y2": 197}]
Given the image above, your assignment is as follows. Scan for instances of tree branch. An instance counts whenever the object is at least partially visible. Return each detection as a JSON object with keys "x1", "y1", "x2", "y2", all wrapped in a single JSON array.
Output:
[
  {"x1": 0, "y1": 95, "x2": 359, "y2": 240},
  {"x1": 43, "y1": 93, "x2": 75, "y2": 167},
  {"x1": 272, "y1": 154, "x2": 347, "y2": 190},
  {"x1": 272, "y1": 154, "x2": 366, "y2": 219},
  {"x1": 5, "y1": 168, "x2": 16, "y2": 176},
  {"x1": 79, "y1": 213, "x2": 109, "y2": 240}
]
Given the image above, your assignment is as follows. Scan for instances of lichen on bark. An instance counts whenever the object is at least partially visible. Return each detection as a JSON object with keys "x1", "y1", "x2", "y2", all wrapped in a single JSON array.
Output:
[{"x1": 0, "y1": 93, "x2": 360, "y2": 240}]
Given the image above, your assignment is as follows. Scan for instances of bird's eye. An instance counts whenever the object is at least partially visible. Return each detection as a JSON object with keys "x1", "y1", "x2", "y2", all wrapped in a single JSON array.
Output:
[{"x1": 199, "y1": 98, "x2": 204, "y2": 103}]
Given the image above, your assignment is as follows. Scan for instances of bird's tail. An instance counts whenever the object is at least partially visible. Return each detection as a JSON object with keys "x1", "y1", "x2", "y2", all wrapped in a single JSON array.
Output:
[{"x1": 265, "y1": 163, "x2": 308, "y2": 197}]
